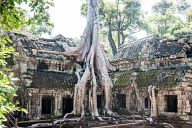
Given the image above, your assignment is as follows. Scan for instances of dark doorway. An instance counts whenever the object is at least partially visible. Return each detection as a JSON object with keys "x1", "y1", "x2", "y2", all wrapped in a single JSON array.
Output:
[
  {"x1": 166, "y1": 95, "x2": 178, "y2": 112},
  {"x1": 144, "y1": 97, "x2": 151, "y2": 109},
  {"x1": 42, "y1": 96, "x2": 53, "y2": 114},
  {"x1": 189, "y1": 100, "x2": 192, "y2": 115},
  {"x1": 97, "y1": 95, "x2": 104, "y2": 108},
  {"x1": 63, "y1": 96, "x2": 73, "y2": 115},
  {"x1": 37, "y1": 61, "x2": 49, "y2": 71},
  {"x1": 116, "y1": 94, "x2": 126, "y2": 108},
  {"x1": 186, "y1": 50, "x2": 192, "y2": 58}
]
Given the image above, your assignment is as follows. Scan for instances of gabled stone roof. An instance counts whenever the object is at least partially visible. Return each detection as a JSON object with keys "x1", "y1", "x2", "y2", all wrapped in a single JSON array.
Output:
[
  {"x1": 12, "y1": 33, "x2": 192, "y2": 89},
  {"x1": 30, "y1": 70, "x2": 77, "y2": 89},
  {"x1": 10, "y1": 33, "x2": 76, "y2": 58},
  {"x1": 113, "y1": 36, "x2": 190, "y2": 61},
  {"x1": 27, "y1": 66, "x2": 190, "y2": 89}
]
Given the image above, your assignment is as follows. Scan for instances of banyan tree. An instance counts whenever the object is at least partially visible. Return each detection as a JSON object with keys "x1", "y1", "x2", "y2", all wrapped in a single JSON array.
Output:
[{"x1": 63, "y1": 0, "x2": 115, "y2": 120}]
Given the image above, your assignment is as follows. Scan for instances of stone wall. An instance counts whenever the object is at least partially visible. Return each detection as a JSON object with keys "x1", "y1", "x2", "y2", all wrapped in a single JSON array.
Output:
[
  {"x1": 112, "y1": 57, "x2": 191, "y2": 71},
  {"x1": 14, "y1": 34, "x2": 192, "y2": 119},
  {"x1": 27, "y1": 88, "x2": 72, "y2": 119},
  {"x1": 157, "y1": 87, "x2": 192, "y2": 115}
]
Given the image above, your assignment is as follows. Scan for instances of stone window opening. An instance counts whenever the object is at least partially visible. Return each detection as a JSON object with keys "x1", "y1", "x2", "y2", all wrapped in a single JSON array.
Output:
[
  {"x1": 97, "y1": 94, "x2": 104, "y2": 109},
  {"x1": 41, "y1": 96, "x2": 54, "y2": 115},
  {"x1": 63, "y1": 96, "x2": 73, "y2": 115},
  {"x1": 116, "y1": 94, "x2": 126, "y2": 108},
  {"x1": 186, "y1": 50, "x2": 192, "y2": 58},
  {"x1": 165, "y1": 95, "x2": 178, "y2": 112},
  {"x1": 37, "y1": 61, "x2": 49, "y2": 71},
  {"x1": 144, "y1": 97, "x2": 151, "y2": 109},
  {"x1": 97, "y1": 94, "x2": 104, "y2": 114}
]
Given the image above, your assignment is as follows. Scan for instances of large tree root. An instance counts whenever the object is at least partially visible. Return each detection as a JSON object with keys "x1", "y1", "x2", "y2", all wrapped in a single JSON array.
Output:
[
  {"x1": 62, "y1": 0, "x2": 114, "y2": 122},
  {"x1": 131, "y1": 73, "x2": 143, "y2": 112},
  {"x1": 148, "y1": 86, "x2": 157, "y2": 118}
]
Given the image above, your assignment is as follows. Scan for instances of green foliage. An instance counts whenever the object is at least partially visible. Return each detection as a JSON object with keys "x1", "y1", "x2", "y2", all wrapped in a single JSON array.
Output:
[
  {"x1": 112, "y1": 68, "x2": 177, "y2": 89},
  {"x1": 146, "y1": 0, "x2": 192, "y2": 38},
  {"x1": 81, "y1": 0, "x2": 144, "y2": 55},
  {"x1": 0, "y1": 35, "x2": 18, "y2": 125},
  {"x1": 176, "y1": 0, "x2": 191, "y2": 14},
  {"x1": 152, "y1": 0, "x2": 173, "y2": 15},
  {"x1": 0, "y1": 72, "x2": 18, "y2": 124},
  {"x1": 0, "y1": 0, "x2": 54, "y2": 36},
  {"x1": 0, "y1": 0, "x2": 53, "y2": 126}
]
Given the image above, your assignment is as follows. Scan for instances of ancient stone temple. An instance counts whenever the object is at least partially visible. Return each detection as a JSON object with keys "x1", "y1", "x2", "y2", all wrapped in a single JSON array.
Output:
[
  {"x1": 10, "y1": 33, "x2": 192, "y2": 120},
  {"x1": 111, "y1": 36, "x2": 192, "y2": 117},
  {"x1": 10, "y1": 33, "x2": 78, "y2": 119}
]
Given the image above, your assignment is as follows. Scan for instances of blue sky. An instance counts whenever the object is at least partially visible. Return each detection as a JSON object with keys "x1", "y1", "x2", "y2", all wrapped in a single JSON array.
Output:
[{"x1": 45, "y1": 0, "x2": 157, "y2": 39}]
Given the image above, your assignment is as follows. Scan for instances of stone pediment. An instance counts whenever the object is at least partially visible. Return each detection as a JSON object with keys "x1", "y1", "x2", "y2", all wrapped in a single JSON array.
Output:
[{"x1": 114, "y1": 36, "x2": 190, "y2": 61}]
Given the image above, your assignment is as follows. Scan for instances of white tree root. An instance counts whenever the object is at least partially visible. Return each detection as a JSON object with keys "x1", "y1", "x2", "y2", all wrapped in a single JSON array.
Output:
[
  {"x1": 131, "y1": 73, "x2": 143, "y2": 111},
  {"x1": 148, "y1": 86, "x2": 157, "y2": 117},
  {"x1": 63, "y1": 0, "x2": 114, "y2": 122}
]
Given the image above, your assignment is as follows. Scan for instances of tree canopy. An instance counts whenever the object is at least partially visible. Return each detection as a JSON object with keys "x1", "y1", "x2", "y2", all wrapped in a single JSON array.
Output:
[
  {"x1": 145, "y1": 0, "x2": 192, "y2": 38},
  {"x1": 0, "y1": 0, "x2": 53, "y2": 126},
  {"x1": 81, "y1": 0, "x2": 144, "y2": 56},
  {"x1": 0, "y1": 0, "x2": 54, "y2": 36},
  {"x1": 81, "y1": 0, "x2": 192, "y2": 56}
]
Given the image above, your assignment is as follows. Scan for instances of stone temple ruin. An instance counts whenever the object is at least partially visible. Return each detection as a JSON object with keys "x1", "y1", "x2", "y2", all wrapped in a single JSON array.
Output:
[
  {"x1": 9, "y1": 33, "x2": 192, "y2": 126},
  {"x1": 112, "y1": 36, "x2": 192, "y2": 115}
]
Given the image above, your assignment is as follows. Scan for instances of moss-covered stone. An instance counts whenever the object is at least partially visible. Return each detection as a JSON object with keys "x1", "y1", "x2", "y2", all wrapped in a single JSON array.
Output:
[{"x1": 111, "y1": 67, "x2": 186, "y2": 89}]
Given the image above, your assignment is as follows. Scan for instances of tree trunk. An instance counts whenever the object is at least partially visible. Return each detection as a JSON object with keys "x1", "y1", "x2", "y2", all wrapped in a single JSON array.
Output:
[
  {"x1": 117, "y1": 21, "x2": 121, "y2": 48},
  {"x1": 116, "y1": 0, "x2": 121, "y2": 49},
  {"x1": 107, "y1": 22, "x2": 117, "y2": 56},
  {"x1": 63, "y1": 0, "x2": 114, "y2": 120},
  {"x1": 121, "y1": 33, "x2": 126, "y2": 45},
  {"x1": 131, "y1": 73, "x2": 143, "y2": 112},
  {"x1": 148, "y1": 86, "x2": 157, "y2": 117}
]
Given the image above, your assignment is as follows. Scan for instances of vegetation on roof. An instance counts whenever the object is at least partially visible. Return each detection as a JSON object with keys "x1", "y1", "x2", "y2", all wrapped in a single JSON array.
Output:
[
  {"x1": 30, "y1": 70, "x2": 77, "y2": 90},
  {"x1": 111, "y1": 67, "x2": 187, "y2": 89},
  {"x1": 113, "y1": 36, "x2": 190, "y2": 61}
]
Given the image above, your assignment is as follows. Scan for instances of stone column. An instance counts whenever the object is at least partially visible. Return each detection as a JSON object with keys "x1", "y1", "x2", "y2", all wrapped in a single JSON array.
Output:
[
  {"x1": 126, "y1": 92, "x2": 130, "y2": 111},
  {"x1": 37, "y1": 94, "x2": 42, "y2": 119},
  {"x1": 54, "y1": 93, "x2": 63, "y2": 117}
]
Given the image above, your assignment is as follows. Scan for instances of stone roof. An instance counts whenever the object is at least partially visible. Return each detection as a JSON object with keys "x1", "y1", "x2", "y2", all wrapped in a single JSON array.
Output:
[
  {"x1": 10, "y1": 33, "x2": 76, "y2": 58},
  {"x1": 9, "y1": 33, "x2": 79, "y2": 89},
  {"x1": 27, "y1": 66, "x2": 190, "y2": 89},
  {"x1": 111, "y1": 67, "x2": 189, "y2": 89},
  {"x1": 113, "y1": 36, "x2": 190, "y2": 61},
  {"x1": 30, "y1": 70, "x2": 77, "y2": 89},
  {"x1": 12, "y1": 33, "x2": 192, "y2": 89}
]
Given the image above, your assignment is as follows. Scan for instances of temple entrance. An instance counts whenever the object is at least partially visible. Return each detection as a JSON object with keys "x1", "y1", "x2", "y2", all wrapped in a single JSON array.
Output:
[
  {"x1": 144, "y1": 97, "x2": 151, "y2": 109},
  {"x1": 97, "y1": 95, "x2": 104, "y2": 108},
  {"x1": 37, "y1": 61, "x2": 49, "y2": 71},
  {"x1": 97, "y1": 95, "x2": 104, "y2": 114},
  {"x1": 166, "y1": 95, "x2": 178, "y2": 112},
  {"x1": 63, "y1": 96, "x2": 73, "y2": 115},
  {"x1": 189, "y1": 100, "x2": 192, "y2": 115},
  {"x1": 130, "y1": 91, "x2": 136, "y2": 111},
  {"x1": 116, "y1": 94, "x2": 126, "y2": 108},
  {"x1": 186, "y1": 50, "x2": 192, "y2": 58},
  {"x1": 42, "y1": 96, "x2": 54, "y2": 114}
]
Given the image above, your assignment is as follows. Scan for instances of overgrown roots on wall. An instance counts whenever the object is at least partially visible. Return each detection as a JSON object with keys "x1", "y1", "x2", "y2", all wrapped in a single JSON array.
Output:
[
  {"x1": 148, "y1": 86, "x2": 157, "y2": 117},
  {"x1": 63, "y1": 0, "x2": 115, "y2": 121}
]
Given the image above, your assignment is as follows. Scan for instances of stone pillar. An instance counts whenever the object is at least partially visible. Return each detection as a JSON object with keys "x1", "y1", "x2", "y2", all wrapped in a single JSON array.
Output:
[
  {"x1": 54, "y1": 93, "x2": 63, "y2": 117},
  {"x1": 126, "y1": 93, "x2": 130, "y2": 111},
  {"x1": 157, "y1": 94, "x2": 165, "y2": 114},
  {"x1": 37, "y1": 94, "x2": 42, "y2": 119},
  {"x1": 28, "y1": 97, "x2": 31, "y2": 119},
  {"x1": 54, "y1": 93, "x2": 62, "y2": 116}
]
